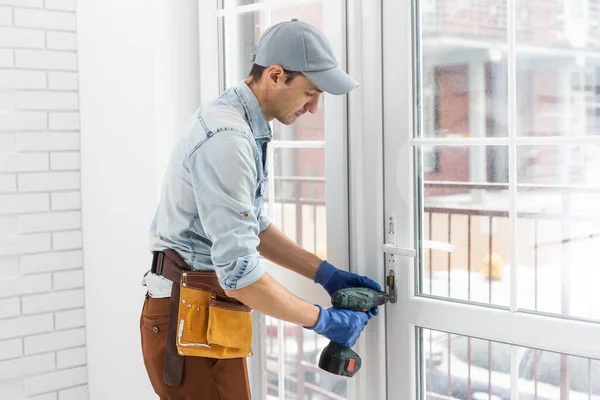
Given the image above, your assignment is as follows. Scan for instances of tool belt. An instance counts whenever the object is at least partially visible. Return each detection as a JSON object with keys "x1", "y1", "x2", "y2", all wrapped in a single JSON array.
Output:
[{"x1": 151, "y1": 249, "x2": 253, "y2": 387}]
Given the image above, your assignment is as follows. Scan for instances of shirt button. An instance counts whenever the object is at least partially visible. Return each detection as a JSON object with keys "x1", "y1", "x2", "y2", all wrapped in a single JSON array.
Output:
[{"x1": 153, "y1": 326, "x2": 159, "y2": 334}]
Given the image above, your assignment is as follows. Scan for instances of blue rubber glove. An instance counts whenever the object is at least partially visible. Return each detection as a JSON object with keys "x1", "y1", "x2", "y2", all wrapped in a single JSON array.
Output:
[
  {"x1": 304, "y1": 305, "x2": 369, "y2": 348},
  {"x1": 314, "y1": 261, "x2": 382, "y2": 317}
]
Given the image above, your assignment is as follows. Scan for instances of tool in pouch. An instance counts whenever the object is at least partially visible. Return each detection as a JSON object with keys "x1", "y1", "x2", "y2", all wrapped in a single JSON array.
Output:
[
  {"x1": 177, "y1": 271, "x2": 254, "y2": 358},
  {"x1": 317, "y1": 287, "x2": 390, "y2": 377}
]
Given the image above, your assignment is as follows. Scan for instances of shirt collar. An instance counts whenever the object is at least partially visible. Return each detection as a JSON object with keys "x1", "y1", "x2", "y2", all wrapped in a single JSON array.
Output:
[{"x1": 234, "y1": 80, "x2": 272, "y2": 141}]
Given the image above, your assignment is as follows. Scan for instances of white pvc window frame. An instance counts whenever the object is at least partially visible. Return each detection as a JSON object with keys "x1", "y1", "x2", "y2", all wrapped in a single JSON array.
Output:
[{"x1": 384, "y1": 1, "x2": 600, "y2": 400}]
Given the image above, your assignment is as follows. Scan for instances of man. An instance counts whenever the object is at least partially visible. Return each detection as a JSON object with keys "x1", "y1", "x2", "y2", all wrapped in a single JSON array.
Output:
[{"x1": 141, "y1": 19, "x2": 381, "y2": 399}]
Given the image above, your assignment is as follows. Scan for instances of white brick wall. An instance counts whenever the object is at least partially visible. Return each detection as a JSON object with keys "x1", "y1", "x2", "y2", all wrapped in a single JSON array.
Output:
[
  {"x1": 52, "y1": 231, "x2": 82, "y2": 250},
  {"x1": 16, "y1": 50, "x2": 77, "y2": 71},
  {"x1": 25, "y1": 366, "x2": 87, "y2": 397},
  {"x1": 0, "y1": 338, "x2": 23, "y2": 361},
  {"x1": 56, "y1": 347, "x2": 86, "y2": 369},
  {"x1": 54, "y1": 309, "x2": 84, "y2": 330},
  {"x1": 0, "y1": 27, "x2": 45, "y2": 49},
  {"x1": 58, "y1": 385, "x2": 87, "y2": 400},
  {"x1": 20, "y1": 250, "x2": 82, "y2": 273},
  {"x1": 24, "y1": 328, "x2": 85, "y2": 355},
  {"x1": 0, "y1": 298, "x2": 20, "y2": 318},
  {"x1": 47, "y1": 72, "x2": 77, "y2": 90},
  {"x1": 30, "y1": 393, "x2": 57, "y2": 400},
  {"x1": 18, "y1": 171, "x2": 80, "y2": 192},
  {"x1": 0, "y1": 70, "x2": 46, "y2": 89},
  {"x1": 0, "y1": 353, "x2": 55, "y2": 380},
  {"x1": 49, "y1": 113, "x2": 79, "y2": 130},
  {"x1": 0, "y1": 6, "x2": 12, "y2": 25},
  {"x1": 0, "y1": 256, "x2": 19, "y2": 278},
  {"x1": 46, "y1": 31, "x2": 76, "y2": 51},
  {"x1": 50, "y1": 191, "x2": 80, "y2": 210},
  {"x1": 18, "y1": 132, "x2": 80, "y2": 151},
  {"x1": 0, "y1": 1, "x2": 43, "y2": 8},
  {"x1": 0, "y1": 2, "x2": 87, "y2": 398}
]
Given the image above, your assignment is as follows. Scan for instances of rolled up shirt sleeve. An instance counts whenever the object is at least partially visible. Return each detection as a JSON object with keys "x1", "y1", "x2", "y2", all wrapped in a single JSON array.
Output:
[
  {"x1": 188, "y1": 131, "x2": 266, "y2": 290},
  {"x1": 258, "y1": 213, "x2": 272, "y2": 234}
]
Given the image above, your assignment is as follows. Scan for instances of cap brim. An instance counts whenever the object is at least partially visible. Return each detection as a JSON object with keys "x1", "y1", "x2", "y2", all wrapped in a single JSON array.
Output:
[{"x1": 303, "y1": 66, "x2": 359, "y2": 95}]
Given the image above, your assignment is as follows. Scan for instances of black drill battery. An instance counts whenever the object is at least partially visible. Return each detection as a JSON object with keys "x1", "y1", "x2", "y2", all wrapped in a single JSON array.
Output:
[{"x1": 318, "y1": 342, "x2": 362, "y2": 378}]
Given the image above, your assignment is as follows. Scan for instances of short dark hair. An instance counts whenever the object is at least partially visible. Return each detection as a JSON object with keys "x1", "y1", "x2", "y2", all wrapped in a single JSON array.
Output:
[{"x1": 247, "y1": 64, "x2": 303, "y2": 86}]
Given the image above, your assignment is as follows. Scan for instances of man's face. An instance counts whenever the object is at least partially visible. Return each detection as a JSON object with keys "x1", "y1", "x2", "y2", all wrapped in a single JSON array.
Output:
[{"x1": 270, "y1": 73, "x2": 323, "y2": 125}]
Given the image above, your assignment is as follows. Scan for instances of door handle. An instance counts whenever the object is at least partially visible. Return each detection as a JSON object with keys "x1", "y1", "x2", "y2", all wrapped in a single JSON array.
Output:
[
  {"x1": 383, "y1": 240, "x2": 454, "y2": 304},
  {"x1": 382, "y1": 240, "x2": 455, "y2": 257},
  {"x1": 382, "y1": 243, "x2": 416, "y2": 257}
]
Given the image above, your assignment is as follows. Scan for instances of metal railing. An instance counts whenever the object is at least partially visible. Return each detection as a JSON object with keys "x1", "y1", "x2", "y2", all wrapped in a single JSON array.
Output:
[{"x1": 424, "y1": 180, "x2": 600, "y2": 301}]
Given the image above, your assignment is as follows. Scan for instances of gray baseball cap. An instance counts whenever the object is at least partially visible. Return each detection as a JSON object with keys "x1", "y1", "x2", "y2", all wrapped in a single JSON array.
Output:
[{"x1": 250, "y1": 19, "x2": 359, "y2": 95}]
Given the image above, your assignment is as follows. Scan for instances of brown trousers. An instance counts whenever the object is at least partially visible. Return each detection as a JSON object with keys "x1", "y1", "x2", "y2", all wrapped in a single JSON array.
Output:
[{"x1": 140, "y1": 294, "x2": 252, "y2": 400}]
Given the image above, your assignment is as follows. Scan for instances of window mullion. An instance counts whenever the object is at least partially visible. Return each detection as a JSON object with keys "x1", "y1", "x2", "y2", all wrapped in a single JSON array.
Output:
[{"x1": 507, "y1": 0, "x2": 518, "y2": 315}]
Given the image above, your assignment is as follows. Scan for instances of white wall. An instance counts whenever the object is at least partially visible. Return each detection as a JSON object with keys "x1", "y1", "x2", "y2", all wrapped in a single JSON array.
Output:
[
  {"x1": 0, "y1": 0, "x2": 88, "y2": 399},
  {"x1": 78, "y1": 0, "x2": 199, "y2": 399}
]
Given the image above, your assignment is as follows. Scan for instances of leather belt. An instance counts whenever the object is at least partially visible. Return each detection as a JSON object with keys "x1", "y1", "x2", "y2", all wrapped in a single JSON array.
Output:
[{"x1": 151, "y1": 249, "x2": 189, "y2": 283}]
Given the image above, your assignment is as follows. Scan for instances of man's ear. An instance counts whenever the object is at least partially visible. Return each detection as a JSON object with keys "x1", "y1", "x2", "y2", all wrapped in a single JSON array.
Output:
[{"x1": 265, "y1": 65, "x2": 284, "y2": 86}]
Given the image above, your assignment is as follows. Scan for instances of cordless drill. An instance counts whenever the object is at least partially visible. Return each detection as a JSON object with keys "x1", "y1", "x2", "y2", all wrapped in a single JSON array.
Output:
[{"x1": 317, "y1": 287, "x2": 390, "y2": 377}]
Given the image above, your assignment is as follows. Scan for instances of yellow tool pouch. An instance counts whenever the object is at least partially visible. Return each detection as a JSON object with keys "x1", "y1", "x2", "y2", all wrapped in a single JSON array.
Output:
[{"x1": 176, "y1": 272, "x2": 253, "y2": 359}]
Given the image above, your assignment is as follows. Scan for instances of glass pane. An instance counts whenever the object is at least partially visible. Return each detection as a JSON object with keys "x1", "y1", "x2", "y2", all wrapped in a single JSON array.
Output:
[
  {"x1": 422, "y1": 328, "x2": 600, "y2": 400},
  {"x1": 421, "y1": 145, "x2": 510, "y2": 307},
  {"x1": 419, "y1": 0, "x2": 508, "y2": 138},
  {"x1": 516, "y1": 0, "x2": 600, "y2": 137},
  {"x1": 517, "y1": 144, "x2": 600, "y2": 320},
  {"x1": 223, "y1": 11, "x2": 267, "y2": 87},
  {"x1": 518, "y1": 348, "x2": 600, "y2": 399},
  {"x1": 270, "y1": 147, "x2": 326, "y2": 258},
  {"x1": 423, "y1": 329, "x2": 512, "y2": 400}
]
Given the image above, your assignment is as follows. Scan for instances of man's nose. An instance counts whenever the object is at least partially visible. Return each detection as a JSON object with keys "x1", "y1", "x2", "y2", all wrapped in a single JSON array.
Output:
[{"x1": 305, "y1": 94, "x2": 321, "y2": 114}]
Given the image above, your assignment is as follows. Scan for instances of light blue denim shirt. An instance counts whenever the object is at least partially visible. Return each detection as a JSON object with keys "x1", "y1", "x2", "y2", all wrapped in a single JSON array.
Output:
[{"x1": 144, "y1": 81, "x2": 272, "y2": 298}]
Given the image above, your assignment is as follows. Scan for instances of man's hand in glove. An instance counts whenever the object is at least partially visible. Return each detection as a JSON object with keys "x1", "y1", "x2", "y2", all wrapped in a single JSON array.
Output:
[{"x1": 314, "y1": 261, "x2": 381, "y2": 318}]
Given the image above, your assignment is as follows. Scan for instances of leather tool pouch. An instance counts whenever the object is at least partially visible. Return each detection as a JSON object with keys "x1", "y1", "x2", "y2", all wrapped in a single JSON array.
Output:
[{"x1": 177, "y1": 271, "x2": 253, "y2": 358}]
